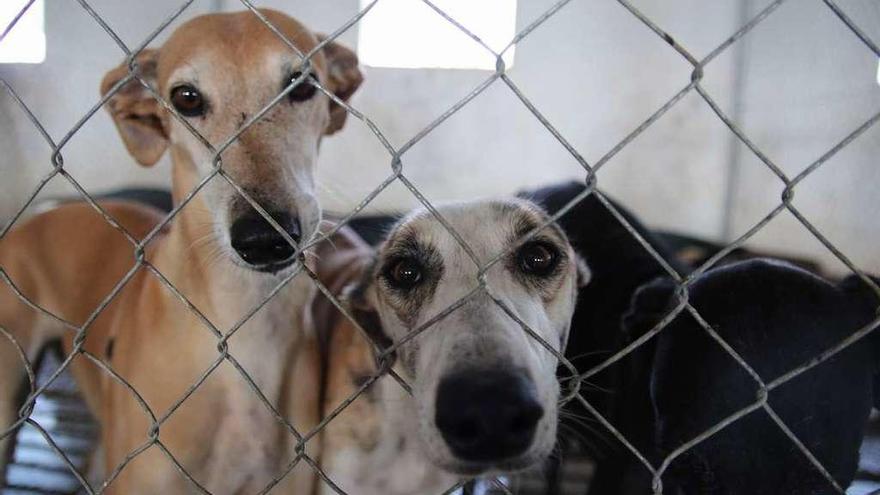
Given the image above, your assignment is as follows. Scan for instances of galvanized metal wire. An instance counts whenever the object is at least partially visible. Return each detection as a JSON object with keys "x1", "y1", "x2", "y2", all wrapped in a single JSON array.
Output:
[{"x1": 1, "y1": 1, "x2": 879, "y2": 494}]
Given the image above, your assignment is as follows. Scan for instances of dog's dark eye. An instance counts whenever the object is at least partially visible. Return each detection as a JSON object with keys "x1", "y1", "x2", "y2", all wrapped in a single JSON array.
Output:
[
  {"x1": 170, "y1": 85, "x2": 205, "y2": 117},
  {"x1": 286, "y1": 71, "x2": 317, "y2": 102},
  {"x1": 517, "y1": 242, "x2": 559, "y2": 276},
  {"x1": 386, "y1": 258, "x2": 423, "y2": 290}
]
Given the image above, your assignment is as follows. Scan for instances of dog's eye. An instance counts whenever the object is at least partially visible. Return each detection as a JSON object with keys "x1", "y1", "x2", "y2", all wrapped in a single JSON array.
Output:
[
  {"x1": 517, "y1": 242, "x2": 559, "y2": 276},
  {"x1": 287, "y1": 71, "x2": 317, "y2": 102},
  {"x1": 386, "y1": 258, "x2": 423, "y2": 290},
  {"x1": 170, "y1": 85, "x2": 206, "y2": 117}
]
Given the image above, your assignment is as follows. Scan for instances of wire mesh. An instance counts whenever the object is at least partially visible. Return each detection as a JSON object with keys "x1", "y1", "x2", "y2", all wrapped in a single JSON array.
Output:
[{"x1": 1, "y1": 0, "x2": 879, "y2": 494}]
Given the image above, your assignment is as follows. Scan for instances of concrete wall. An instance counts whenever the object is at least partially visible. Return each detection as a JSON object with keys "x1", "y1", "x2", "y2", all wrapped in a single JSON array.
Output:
[{"x1": 1, "y1": 0, "x2": 878, "y2": 273}]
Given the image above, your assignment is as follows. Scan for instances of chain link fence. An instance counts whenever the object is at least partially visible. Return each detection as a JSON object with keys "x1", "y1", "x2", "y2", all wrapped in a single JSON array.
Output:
[{"x1": 1, "y1": 0, "x2": 879, "y2": 494}]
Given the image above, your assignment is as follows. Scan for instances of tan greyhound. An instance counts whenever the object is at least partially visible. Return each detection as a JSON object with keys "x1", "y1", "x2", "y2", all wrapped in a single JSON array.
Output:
[{"x1": 0, "y1": 9, "x2": 361, "y2": 494}]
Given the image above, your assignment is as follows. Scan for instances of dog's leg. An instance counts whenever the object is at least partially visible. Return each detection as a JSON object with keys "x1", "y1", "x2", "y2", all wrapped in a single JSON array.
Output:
[
  {"x1": 0, "y1": 295, "x2": 41, "y2": 476},
  {"x1": 0, "y1": 224, "x2": 67, "y2": 478},
  {"x1": 0, "y1": 334, "x2": 26, "y2": 471}
]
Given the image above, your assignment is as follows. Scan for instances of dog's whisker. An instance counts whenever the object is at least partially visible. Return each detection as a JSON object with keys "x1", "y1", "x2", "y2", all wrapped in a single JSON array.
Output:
[
  {"x1": 557, "y1": 422, "x2": 605, "y2": 459},
  {"x1": 559, "y1": 413, "x2": 610, "y2": 439},
  {"x1": 317, "y1": 180, "x2": 357, "y2": 207},
  {"x1": 559, "y1": 416, "x2": 615, "y2": 453},
  {"x1": 187, "y1": 231, "x2": 219, "y2": 252},
  {"x1": 558, "y1": 410, "x2": 601, "y2": 423},
  {"x1": 566, "y1": 348, "x2": 613, "y2": 362},
  {"x1": 557, "y1": 379, "x2": 614, "y2": 396}
]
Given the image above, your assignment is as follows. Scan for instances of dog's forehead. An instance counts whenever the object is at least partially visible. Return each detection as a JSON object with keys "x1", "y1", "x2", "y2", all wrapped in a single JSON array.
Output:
[
  {"x1": 388, "y1": 200, "x2": 560, "y2": 262},
  {"x1": 157, "y1": 9, "x2": 326, "y2": 88}
]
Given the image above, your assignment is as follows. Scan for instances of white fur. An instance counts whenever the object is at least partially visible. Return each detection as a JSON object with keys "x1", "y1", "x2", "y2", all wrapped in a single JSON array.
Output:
[{"x1": 325, "y1": 199, "x2": 583, "y2": 493}]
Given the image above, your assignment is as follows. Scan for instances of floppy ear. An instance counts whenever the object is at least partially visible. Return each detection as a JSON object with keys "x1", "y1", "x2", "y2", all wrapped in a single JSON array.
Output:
[
  {"x1": 838, "y1": 273, "x2": 880, "y2": 384},
  {"x1": 838, "y1": 274, "x2": 880, "y2": 313},
  {"x1": 621, "y1": 276, "x2": 677, "y2": 341},
  {"x1": 100, "y1": 49, "x2": 168, "y2": 166},
  {"x1": 316, "y1": 34, "x2": 363, "y2": 135},
  {"x1": 343, "y1": 274, "x2": 393, "y2": 354},
  {"x1": 574, "y1": 254, "x2": 591, "y2": 288},
  {"x1": 309, "y1": 223, "x2": 393, "y2": 356}
]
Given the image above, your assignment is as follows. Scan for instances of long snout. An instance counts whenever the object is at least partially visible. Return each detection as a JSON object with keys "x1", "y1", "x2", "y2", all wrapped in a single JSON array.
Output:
[{"x1": 434, "y1": 368, "x2": 543, "y2": 464}]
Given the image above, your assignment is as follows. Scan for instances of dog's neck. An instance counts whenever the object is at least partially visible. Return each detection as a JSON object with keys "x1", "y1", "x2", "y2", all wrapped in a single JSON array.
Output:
[{"x1": 147, "y1": 155, "x2": 315, "y2": 399}]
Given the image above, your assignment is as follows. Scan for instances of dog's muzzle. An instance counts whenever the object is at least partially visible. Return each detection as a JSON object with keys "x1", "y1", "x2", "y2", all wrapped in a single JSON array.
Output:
[
  {"x1": 229, "y1": 211, "x2": 301, "y2": 272},
  {"x1": 435, "y1": 369, "x2": 543, "y2": 464}
]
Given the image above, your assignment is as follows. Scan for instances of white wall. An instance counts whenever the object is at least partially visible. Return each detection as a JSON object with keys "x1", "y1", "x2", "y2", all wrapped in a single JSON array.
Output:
[
  {"x1": 725, "y1": 0, "x2": 880, "y2": 274},
  {"x1": 1, "y1": 0, "x2": 878, "y2": 273}
]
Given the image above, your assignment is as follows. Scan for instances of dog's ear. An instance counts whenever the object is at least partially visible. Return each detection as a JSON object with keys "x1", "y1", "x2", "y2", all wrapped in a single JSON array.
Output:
[
  {"x1": 621, "y1": 276, "x2": 677, "y2": 341},
  {"x1": 574, "y1": 254, "x2": 591, "y2": 288},
  {"x1": 343, "y1": 269, "x2": 393, "y2": 354},
  {"x1": 317, "y1": 34, "x2": 363, "y2": 135},
  {"x1": 838, "y1": 273, "x2": 880, "y2": 313},
  {"x1": 100, "y1": 49, "x2": 168, "y2": 167},
  {"x1": 838, "y1": 273, "x2": 880, "y2": 382}
]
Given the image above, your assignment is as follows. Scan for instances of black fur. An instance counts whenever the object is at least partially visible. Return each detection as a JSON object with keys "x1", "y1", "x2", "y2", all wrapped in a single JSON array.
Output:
[{"x1": 624, "y1": 261, "x2": 879, "y2": 494}]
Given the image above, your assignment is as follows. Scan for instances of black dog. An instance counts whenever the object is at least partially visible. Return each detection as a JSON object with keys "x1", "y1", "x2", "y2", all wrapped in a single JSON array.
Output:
[
  {"x1": 624, "y1": 260, "x2": 880, "y2": 494},
  {"x1": 524, "y1": 183, "x2": 880, "y2": 494}
]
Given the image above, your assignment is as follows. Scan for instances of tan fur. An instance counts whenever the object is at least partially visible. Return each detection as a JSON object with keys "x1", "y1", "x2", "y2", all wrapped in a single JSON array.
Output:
[
  {"x1": 1, "y1": 9, "x2": 362, "y2": 494},
  {"x1": 310, "y1": 229, "x2": 382, "y2": 477}
]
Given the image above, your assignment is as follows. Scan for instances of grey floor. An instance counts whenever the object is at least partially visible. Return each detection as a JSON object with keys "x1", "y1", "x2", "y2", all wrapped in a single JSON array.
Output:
[{"x1": 2, "y1": 351, "x2": 96, "y2": 495}]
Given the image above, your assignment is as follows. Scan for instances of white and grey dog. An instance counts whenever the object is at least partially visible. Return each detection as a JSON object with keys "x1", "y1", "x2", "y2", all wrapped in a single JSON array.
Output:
[{"x1": 315, "y1": 198, "x2": 588, "y2": 494}]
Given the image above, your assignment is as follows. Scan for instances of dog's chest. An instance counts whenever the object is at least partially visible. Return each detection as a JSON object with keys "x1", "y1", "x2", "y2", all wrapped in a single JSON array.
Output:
[
  {"x1": 199, "y1": 401, "x2": 293, "y2": 493},
  {"x1": 332, "y1": 437, "x2": 456, "y2": 495},
  {"x1": 210, "y1": 275, "x2": 309, "y2": 394},
  {"x1": 195, "y1": 277, "x2": 311, "y2": 491},
  {"x1": 326, "y1": 380, "x2": 457, "y2": 495}
]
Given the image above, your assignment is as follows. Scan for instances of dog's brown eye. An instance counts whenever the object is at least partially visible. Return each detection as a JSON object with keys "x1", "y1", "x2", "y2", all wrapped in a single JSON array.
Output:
[
  {"x1": 287, "y1": 71, "x2": 317, "y2": 102},
  {"x1": 386, "y1": 258, "x2": 423, "y2": 290},
  {"x1": 170, "y1": 85, "x2": 205, "y2": 117},
  {"x1": 517, "y1": 242, "x2": 559, "y2": 276}
]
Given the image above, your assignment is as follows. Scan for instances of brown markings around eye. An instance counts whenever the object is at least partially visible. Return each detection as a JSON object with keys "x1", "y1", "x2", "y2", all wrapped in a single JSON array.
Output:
[
  {"x1": 377, "y1": 231, "x2": 444, "y2": 328},
  {"x1": 506, "y1": 206, "x2": 571, "y2": 302}
]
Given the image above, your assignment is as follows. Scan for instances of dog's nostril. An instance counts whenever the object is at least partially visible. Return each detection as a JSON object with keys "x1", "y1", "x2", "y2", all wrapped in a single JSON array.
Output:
[
  {"x1": 448, "y1": 416, "x2": 482, "y2": 445},
  {"x1": 435, "y1": 369, "x2": 544, "y2": 462},
  {"x1": 510, "y1": 404, "x2": 543, "y2": 435},
  {"x1": 286, "y1": 217, "x2": 302, "y2": 244},
  {"x1": 229, "y1": 211, "x2": 301, "y2": 270}
]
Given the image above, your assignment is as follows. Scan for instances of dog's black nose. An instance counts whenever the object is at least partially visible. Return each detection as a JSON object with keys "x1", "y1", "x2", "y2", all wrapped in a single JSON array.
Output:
[
  {"x1": 229, "y1": 211, "x2": 301, "y2": 271},
  {"x1": 435, "y1": 369, "x2": 543, "y2": 462}
]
